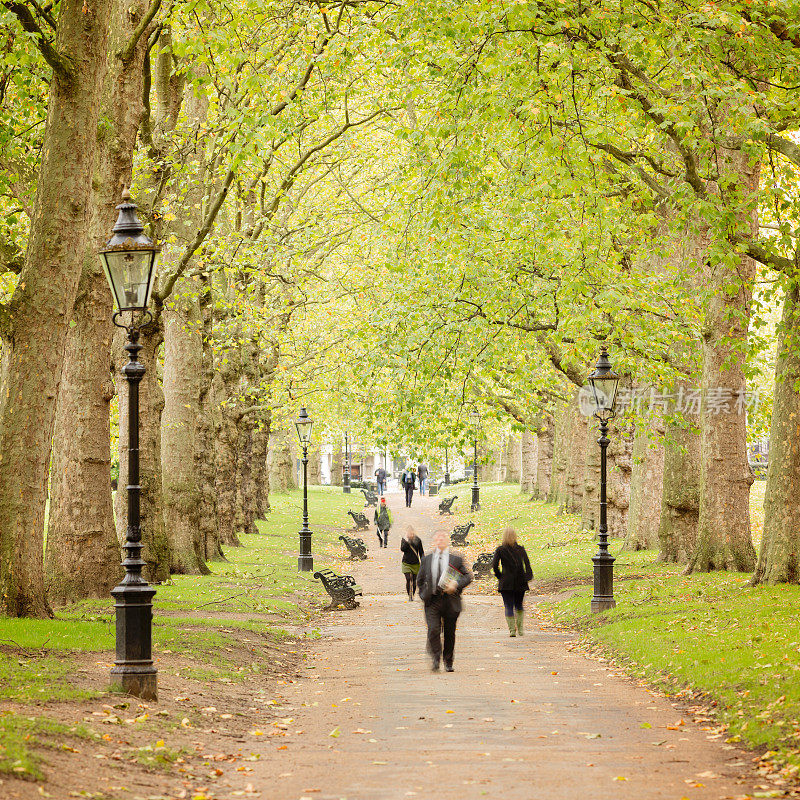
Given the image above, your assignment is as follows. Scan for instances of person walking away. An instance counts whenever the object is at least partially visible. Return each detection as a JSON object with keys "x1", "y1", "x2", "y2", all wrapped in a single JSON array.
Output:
[
  {"x1": 400, "y1": 525, "x2": 425, "y2": 601},
  {"x1": 417, "y1": 530, "x2": 473, "y2": 671},
  {"x1": 401, "y1": 466, "x2": 416, "y2": 507},
  {"x1": 491, "y1": 527, "x2": 533, "y2": 637},
  {"x1": 374, "y1": 465, "x2": 387, "y2": 496},
  {"x1": 417, "y1": 462, "x2": 429, "y2": 496},
  {"x1": 374, "y1": 497, "x2": 392, "y2": 548}
]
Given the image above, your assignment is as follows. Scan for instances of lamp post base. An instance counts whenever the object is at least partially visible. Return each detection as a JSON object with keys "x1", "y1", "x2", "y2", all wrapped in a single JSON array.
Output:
[
  {"x1": 110, "y1": 666, "x2": 158, "y2": 701},
  {"x1": 590, "y1": 596, "x2": 616, "y2": 613},
  {"x1": 298, "y1": 553, "x2": 314, "y2": 572},
  {"x1": 111, "y1": 582, "x2": 157, "y2": 700},
  {"x1": 591, "y1": 553, "x2": 616, "y2": 614},
  {"x1": 444, "y1": 473, "x2": 450, "y2": 485},
  {"x1": 471, "y1": 485, "x2": 480, "y2": 512}
]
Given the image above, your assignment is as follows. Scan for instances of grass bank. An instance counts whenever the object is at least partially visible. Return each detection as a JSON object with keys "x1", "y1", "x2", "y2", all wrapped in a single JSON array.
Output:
[
  {"x1": 0, "y1": 485, "x2": 365, "y2": 782},
  {"x1": 448, "y1": 482, "x2": 799, "y2": 781}
]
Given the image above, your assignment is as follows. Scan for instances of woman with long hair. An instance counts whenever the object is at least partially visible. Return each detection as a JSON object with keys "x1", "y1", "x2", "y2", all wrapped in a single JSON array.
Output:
[
  {"x1": 400, "y1": 525, "x2": 425, "y2": 601},
  {"x1": 491, "y1": 527, "x2": 533, "y2": 637}
]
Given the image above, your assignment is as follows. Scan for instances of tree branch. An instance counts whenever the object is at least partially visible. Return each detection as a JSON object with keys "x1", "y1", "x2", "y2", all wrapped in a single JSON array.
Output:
[
  {"x1": 117, "y1": 0, "x2": 162, "y2": 63},
  {"x1": 4, "y1": 1, "x2": 74, "y2": 78}
]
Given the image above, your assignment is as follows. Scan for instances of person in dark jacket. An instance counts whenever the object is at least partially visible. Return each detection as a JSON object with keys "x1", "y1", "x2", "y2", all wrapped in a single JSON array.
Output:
[
  {"x1": 417, "y1": 462, "x2": 429, "y2": 495},
  {"x1": 400, "y1": 525, "x2": 425, "y2": 601},
  {"x1": 401, "y1": 466, "x2": 416, "y2": 507},
  {"x1": 374, "y1": 466, "x2": 387, "y2": 496},
  {"x1": 491, "y1": 527, "x2": 533, "y2": 637},
  {"x1": 417, "y1": 531, "x2": 473, "y2": 671}
]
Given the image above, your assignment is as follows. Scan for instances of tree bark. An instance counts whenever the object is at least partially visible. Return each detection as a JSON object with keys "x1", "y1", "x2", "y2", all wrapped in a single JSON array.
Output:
[
  {"x1": 688, "y1": 156, "x2": 758, "y2": 574},
  {"x1": 564, "y1": 401, "x2": 588, "y2": 514},
  {"x1": 581, "y1": 419, "x2": 600, "y2": 530},
  {"x1": 45, "y1": 0, "x2": 154, "y2": 605},
  {"x1": 268, "y1": 428, "x2": 297, "y2": 493},
  {"x1": 548, "y1": 410, "x2": 568, "y2": 505},
  {"x1": 161, "y1": 277, "x2": 209, "y2": 574},
  {"x1": 520, "y1": 429, "x2": 537, "y2": 494},
  {"x1": 535, "y1": 416, "x2": 555, "y2": 500},
  {"x1": 114, "y1": 323, "x2": 171, "y2": 581},
  {"x1": 331, "y1": 443, "x2": 343, "y2": 486},
  {"x1": 657, "y1": 396, "x2": 701, "y2": 564},
  {"x1": 504, "y1": 434, "x2": 521, "y2": 483},
  {"x1": 752, "y1": 283, "x2": 800, "y2": 584},
  {"x1": 608, "y1": 418, "x2": 634, "y2": 539},
  {"x1": 626, "y1": 418, "x2": 665, "y2": 551},
  {"x1": 215, "y1": 399, "x2": 242, "y2": 547},
  {"x1": 0, "y1": 0, "x2": 113, "y2": 616},
  {"x1": 197, "y1": 273, "x2": 224, "y2": 561},
  {"x1": 252, "y1": 416, "x2": 270, "y2": 520},
  {"x1": 235, "y1": 418, "x2": 258, "y2": 537}
]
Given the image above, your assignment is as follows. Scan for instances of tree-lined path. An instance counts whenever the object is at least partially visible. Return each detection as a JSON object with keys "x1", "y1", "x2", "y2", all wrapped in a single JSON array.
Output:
[{"x1": 244, "y1": 494, "x2": 760, "y2": 800}]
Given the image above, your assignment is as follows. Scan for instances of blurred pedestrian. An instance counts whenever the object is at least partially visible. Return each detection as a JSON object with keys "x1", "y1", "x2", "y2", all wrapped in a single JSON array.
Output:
[
  {"x1": 374, "y1": 497, "x2": 392, "y2": 548},
  {"x1": 401, "y1": 465, "x2": 416, "y2": 507},
  {"x1": 417, "y1": 462, "x2": 429, "y2": 496},
  {"x1": 417, "y1": 530, "x2": 473, "y2": 671},
  {"x1": 400, "y1": 525, "x2": 425, "y2": 601},
  {"x1": 374, "y1": 465, "x2": 387, "y2": 496},
  {"x1": 491, "y1": 527, "x2": 533, "y2": 637}
]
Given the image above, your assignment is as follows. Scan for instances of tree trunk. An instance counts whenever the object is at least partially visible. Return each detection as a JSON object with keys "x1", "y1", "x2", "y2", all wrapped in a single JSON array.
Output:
[
  {"x1": 235, "y1": 418, "x2": 258, "y2": 537},
  {"x1": 535, "y1": 417, "x2": 555, "y2": 500},
  {"x1": 608, "y1": 418, "x2": 634, "y2": 540},
  {"x1": 658, "y1": 397, "x2": 701, "y2": 564},
  {"x1": 269, "y1": 428, "x2": 297, "y2": 493},
  {"x1": 520, "y1": 430, "x2": 537, "y2": 495},
  {"x1": 626, "y1": 418, "x2": 665, "y2": 551},
  {"x1": 688, "y1": 156, "x2": 758, "y2": 573},
  {"x1": 45, "y1": 0, "x2": 153, "y2": 605},
  {"x1": 581, "y1": 419, "x2": 600, "y2": 530},
  {"x1": 115, "y1": 324, "x2": 171, "y2": 581},
  {"x1": 161, "y1": 278, "x2": 209, "y2": 574},
  {"x1": 308, "y1": 444, "x2": 322, "y2": 485},
  {"x1": 548, "y1": 410, "x2": 568, "y2": 505},
  {"x1": 752, "y1": 283, "x2": 800, "y2": 584},
  {"x1": 504, "y1": 434, "x2": 521, "y2": 483},
  {"x1": 331, "y1": 444, "x2": 343, "y2": 486},
  {"x1": 197, "y1": 274, "x2": 224, "y2": 562},
  {"x1": 0, "y1": 0, "x2": 113, "y2": 616},
  {"x1": 564, "y1": 402, "x2": 588, "y2": 514},
  {"x1": 215, "y1": 399, "x2": 242, "y2": 547},
  {"x1": 252, "y1": 419, "x2": 270, "y2": 520}
]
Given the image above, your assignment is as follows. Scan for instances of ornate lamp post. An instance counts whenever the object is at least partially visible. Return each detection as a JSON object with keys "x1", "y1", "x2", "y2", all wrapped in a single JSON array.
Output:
[
  {"x1": 469, "y1": 409, "x2": 480, "y2": 512},
  {"x1": 99, "y1": 190, "x2": 159, "y2": 701},
  {"x1": 295, "y1": 407, "x2": 314, "y2": 572},
  {"x1": 587, "y1": 345, "x2": 621, "y2": 614},
  {"x1": 343, "y1": 431, "x2": 351, "y2": 493},
  {"x1": 444, "y1": 445, "x2": 450, "y2": 486}
]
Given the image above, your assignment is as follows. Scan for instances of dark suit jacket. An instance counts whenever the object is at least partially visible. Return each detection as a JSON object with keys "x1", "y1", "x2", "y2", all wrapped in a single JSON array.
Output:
[{"x1": 417, "y1": 550, "x2": 473, "y2": 614}]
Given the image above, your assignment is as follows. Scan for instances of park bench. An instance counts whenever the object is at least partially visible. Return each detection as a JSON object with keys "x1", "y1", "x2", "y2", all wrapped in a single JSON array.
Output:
[
  {"x1": 347, "y1": 510, "x2": 370, "y2": 531},
  {"x1": 361, "y1": 488, "x2": 378, "y2": 507},
  {"x1": 314, "y1": 568, "x2": 362, "y2": 610},
  {"x1": 472, "y1": 552, "x2": 493, "y2": 579},
  {"x1": 438, "y1": 495, "x2": 457, "y2": 515},
  {"x1": 338, "y1": 534, "x2": 368, "y2": 560},
  {"x1": 450, "y1": 521, "x2": 474, "y2": 547}
]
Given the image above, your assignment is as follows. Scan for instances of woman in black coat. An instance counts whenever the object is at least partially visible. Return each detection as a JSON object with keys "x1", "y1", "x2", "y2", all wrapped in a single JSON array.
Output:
[{"x1": 492, "y1": 527, "x2": 533, "y2": 637}]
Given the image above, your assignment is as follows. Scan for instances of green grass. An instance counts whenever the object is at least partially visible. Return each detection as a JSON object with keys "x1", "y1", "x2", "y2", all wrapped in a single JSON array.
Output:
[
  {"x1": 0, "y1": 485, "x2": 362, "y2": 781},
  {"x1": 0, "y1": 714, "x2": 94, "y2": 781},
  {"x1": 445, "y1": 482, "x2": 660, "y2": 584}
]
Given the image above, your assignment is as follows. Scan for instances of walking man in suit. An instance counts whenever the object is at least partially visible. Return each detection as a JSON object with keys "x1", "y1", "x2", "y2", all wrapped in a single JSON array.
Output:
[{"x1": 417, "y1": 530, "x2": 473, "y2": 672}]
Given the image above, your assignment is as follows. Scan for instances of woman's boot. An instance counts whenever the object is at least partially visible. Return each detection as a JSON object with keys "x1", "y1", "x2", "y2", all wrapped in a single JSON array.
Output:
[
  {"x1": 515, "y1": 610, "x2": 524, "y2": 636},
  {"x1": 506, "y1": 616, "x2": 517, "y2": 637}
]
